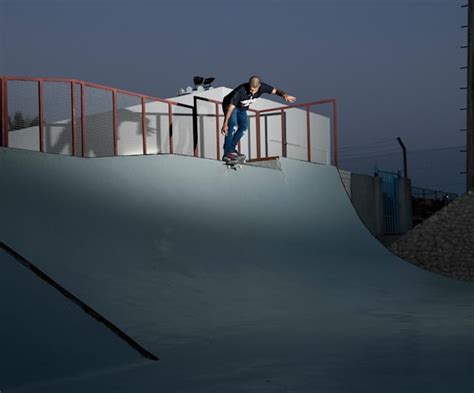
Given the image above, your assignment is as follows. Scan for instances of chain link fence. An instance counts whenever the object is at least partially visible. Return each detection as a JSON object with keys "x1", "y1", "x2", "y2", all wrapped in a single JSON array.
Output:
[{"x1": 0, "y1": 77, "x2": 193, "y2": 158}]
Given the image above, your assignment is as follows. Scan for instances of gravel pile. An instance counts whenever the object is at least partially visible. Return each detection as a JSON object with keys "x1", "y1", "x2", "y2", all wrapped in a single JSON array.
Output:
[{"x1": 390, "y1": 190, "x2": 474, "y2": 281}]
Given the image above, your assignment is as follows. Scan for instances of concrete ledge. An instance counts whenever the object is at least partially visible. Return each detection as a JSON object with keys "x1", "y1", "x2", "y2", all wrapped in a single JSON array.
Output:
[{"x1": 245, "y1": 156, "x2": 282, "y2": 170}]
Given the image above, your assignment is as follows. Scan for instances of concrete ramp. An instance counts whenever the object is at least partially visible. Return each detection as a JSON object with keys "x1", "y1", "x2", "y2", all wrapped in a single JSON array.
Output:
[
  {"x1": 0, "y1": 245, "x2": 145, "y2": 391},
  {"x1": 1, "y1": 147, "x2": 474, "y2": 393}
]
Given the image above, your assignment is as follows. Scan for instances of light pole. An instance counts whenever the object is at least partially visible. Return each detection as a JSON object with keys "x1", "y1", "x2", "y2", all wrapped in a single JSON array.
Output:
[{"x1": 466, "y1": 0, "x2": 474, "y2": 190}]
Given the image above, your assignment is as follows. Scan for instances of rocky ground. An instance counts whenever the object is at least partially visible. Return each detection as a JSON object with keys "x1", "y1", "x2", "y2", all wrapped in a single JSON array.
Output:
[{"x1": 389, "y1": 190, "x2": 474, "y2": 281}]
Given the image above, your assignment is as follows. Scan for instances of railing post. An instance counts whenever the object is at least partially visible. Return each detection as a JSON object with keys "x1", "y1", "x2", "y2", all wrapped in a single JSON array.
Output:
[
  {"x1": 192, "y1": 97, "x2": 198, "y2": 157},
  {"x1": 264, "y1": 115, "x2": 269, "y2": 157},
  {"x1": 71, "y1": 82, "x2": 76, "y2": 156},
  {"x1": 281, "y1": 108, "x2": 287, "y2": 158},
  {"x1": 38, "y1": 80, "x2": 44, "y2": 152},
  {"x1": 306, "y1": 105, "x2": 311, "y2": 162},
  {"x1": 112, "y1": 90, "x2": 118, "y2": 156},
  {"x1": 1, "y1": 77, "x2": 7, "y2": 147},
  {"x1": 332, "y1": 99, "x2": 338, "y2": 166},
  {"x1": 141, "y1": 97, "x2": 147, "y2": 155},
  {"x1": 0, "y1": 77, "x2": 2, "y2": 147},
  {"x1": 215, "y1": 102, "x2": 220, "y2": 160},
  {"x1": 168, "y1": 102, "x2": 173, "y2": 154},
  {"x1": 256, "y1": 112, "x2": 261, "y2": 158},
  {"x1": 80, "y1": 83, "x2": 86, "y2": 157}
]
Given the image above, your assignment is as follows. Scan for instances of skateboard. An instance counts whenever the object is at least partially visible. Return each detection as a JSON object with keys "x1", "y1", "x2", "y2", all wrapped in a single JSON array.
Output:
[{"x1": 224, "y1": 156, "x2": 246, "y2": 170}]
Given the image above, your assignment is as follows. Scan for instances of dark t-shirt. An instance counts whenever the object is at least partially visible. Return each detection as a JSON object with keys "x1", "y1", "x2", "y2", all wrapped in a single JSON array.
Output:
[{"x1": 223, "y1": 82, "x2": 274, "y2": 110}]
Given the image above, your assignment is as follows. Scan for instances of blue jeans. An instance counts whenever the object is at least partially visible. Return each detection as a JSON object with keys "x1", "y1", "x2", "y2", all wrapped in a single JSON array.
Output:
[{"x1": 222, "y1": 106, "x2": 248, "y2": 155}]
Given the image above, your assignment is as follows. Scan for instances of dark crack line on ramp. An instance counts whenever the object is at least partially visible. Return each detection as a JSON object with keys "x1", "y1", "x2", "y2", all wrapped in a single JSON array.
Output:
[{"x1": 0, "y1": 241, "x2": 159, "y2": 361}]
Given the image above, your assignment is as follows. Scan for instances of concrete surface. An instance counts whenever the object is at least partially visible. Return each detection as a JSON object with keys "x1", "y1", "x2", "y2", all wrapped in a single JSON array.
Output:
[{"x1": 1, "y1": 147, "x2": 474, "y2": 393}]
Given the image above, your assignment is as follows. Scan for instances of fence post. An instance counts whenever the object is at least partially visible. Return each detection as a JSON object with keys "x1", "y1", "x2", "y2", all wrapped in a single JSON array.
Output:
[
  {"x1": 306, "y1": 105, "x2": 311, "y2": 162},
  {"x1": 141, "y1": 97, "x2": 147, "y2": 155},
  {"x1": 281, "y1": 108, "x2": 287, "y2": 158},
  {"x1": 264, "y1": 115, "x2": 269, "y2": 157},
  {"x1": 71, "y1": 82, "x2": 76, "y2": 156},
  {"x1": 0, "y1": 77, "x2": 2, "y2": 147},
  {"x1": 215, "y1": 102, "x2": 220, "y2": 160},
  {"x1": 192, "y1": 97, "x2": 198, "y2": 157},
  {"x1": 168, "y1": 103, "x2": 173, "y2": 154},
  {"x1": 80, "y1": 83, "x2": 86, "y2": 157},
  {"x1": 112, "y1": 90, "x2": 118, "y2": 156},
  {"x1": 0, "y1": 77, "x2": 6, "y2": 147},
  {"x1": 38, "y1": 80, "x2": 44, "y2": 152},
  {"x1": 256, "y1": 112, "x2": 261, "y2": 158}
]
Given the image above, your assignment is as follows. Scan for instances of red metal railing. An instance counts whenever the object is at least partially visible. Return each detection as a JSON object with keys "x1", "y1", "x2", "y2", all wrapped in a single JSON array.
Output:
[
  {"x1": 193, "y1": 96, "x2": 338, "y2": 166},
  {"x1": 0, "y1": 76, "x2": 193, "y2": 157},
  {"x1": 257, "y1": 99, "x2": 338, "y2": 166},
  {"x1": 0, "y1": 76, "x2": 338, "y2": 166}
]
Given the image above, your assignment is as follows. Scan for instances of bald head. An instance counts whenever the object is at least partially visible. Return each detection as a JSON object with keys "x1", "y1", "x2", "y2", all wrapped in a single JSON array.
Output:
[{"x1": 248, "y1": 75, "x2": 261, "y2": 89}]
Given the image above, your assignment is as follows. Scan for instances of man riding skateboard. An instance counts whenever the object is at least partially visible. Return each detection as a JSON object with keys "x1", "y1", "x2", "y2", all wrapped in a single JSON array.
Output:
[{"x1": 221, "y1": 76, "x2": 296, "y2": 162}]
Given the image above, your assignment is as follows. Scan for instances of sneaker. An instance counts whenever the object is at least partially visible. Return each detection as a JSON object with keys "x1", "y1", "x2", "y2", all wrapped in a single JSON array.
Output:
[
  {"x1": 233, "y1": 150, "x2": 246, "y2": 160},
  {"x1": 222, "y1": 152, "x2": 238, "y2": 162}
]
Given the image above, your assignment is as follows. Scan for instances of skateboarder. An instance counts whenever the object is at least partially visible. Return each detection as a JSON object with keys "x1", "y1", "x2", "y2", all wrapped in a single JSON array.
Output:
[{"x1": 221, "y1": 76, "x2": 296, "y2": 162}]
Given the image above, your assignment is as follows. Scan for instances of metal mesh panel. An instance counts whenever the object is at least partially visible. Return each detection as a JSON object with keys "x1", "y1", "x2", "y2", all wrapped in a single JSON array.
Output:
[
  {"x1": 117, "y1": 93, "x2": 143, "y2": 156},
  {"x1": 84, "y1": 86, "x2": 114, "y2": 157},
  {"x1": 144, "y1": 99, "x2": 169, "y2": 154},
  {"x1": 7, "y1": 80, "x2": 40, "y2": 151},
  {"x1": 259, "y1": 106, "x2": 333, "y2": 164},
  {"x1": 172, "y1": 104, "x2": 193, "y2": 156},
  {"x1": 42, "y1": 82, "x2": 72, "y2": 155},
  {"x1": 74, "y1": 83, "x2": 83, "y2": 157},
  {"x1": 376, "y1": 169, "x2": 401, "y2": 234},
  {"x1": 412, "y1": 186, "x2": 458, "y2": 201}
]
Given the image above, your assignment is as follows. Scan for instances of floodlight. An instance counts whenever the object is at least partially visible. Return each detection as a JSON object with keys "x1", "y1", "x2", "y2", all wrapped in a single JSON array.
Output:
[
  {"x1": 193, "y1": 76, "x2": 204, "y2": 86},
  {"x1": 203, "y1": 77, "x2": 215, "y2": 87}
]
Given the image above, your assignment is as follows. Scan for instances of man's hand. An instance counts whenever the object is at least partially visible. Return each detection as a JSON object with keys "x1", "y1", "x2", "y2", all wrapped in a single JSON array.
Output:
[
  {"x1": 272, "y1": 88, "x2": 296, "y2": 103},
  {"x1": 221, "y1": 124, "x2": 229, "y2": 136}
]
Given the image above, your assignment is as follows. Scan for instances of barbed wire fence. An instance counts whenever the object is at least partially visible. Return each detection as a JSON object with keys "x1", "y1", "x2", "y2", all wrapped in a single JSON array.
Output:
[{"x1": 338, "y1": 138, "x2": 465, "y2": 197}]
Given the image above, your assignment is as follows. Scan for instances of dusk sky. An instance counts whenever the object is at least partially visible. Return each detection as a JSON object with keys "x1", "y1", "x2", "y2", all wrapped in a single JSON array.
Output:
[{"x1": 0, "y1": 0, "x2": 468, "y2": 192}]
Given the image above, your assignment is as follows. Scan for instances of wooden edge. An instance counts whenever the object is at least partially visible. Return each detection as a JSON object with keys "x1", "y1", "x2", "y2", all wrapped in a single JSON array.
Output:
[{"x1": 246, "y1": 156, "x2": 280, "y2": 163}]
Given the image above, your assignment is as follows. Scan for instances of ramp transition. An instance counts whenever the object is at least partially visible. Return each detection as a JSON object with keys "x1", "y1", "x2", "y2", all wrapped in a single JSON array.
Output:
[
  {"x1": 0, "y1": 243, "x2": 145, "y2": 390},
  {"x1": 1, "y1": 147, "x2": 474, "y2": 393}
]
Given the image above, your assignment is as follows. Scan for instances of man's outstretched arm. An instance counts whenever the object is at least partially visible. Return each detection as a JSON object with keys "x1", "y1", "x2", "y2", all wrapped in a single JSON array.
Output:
[{"x1": 271, "y1": 88, "x2": 296, "y2": 103}]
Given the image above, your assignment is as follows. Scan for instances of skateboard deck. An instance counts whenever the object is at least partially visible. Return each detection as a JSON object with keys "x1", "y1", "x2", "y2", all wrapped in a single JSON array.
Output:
[{"x1": 224, "y1": 157, "x2": 246, "y2": 170}]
